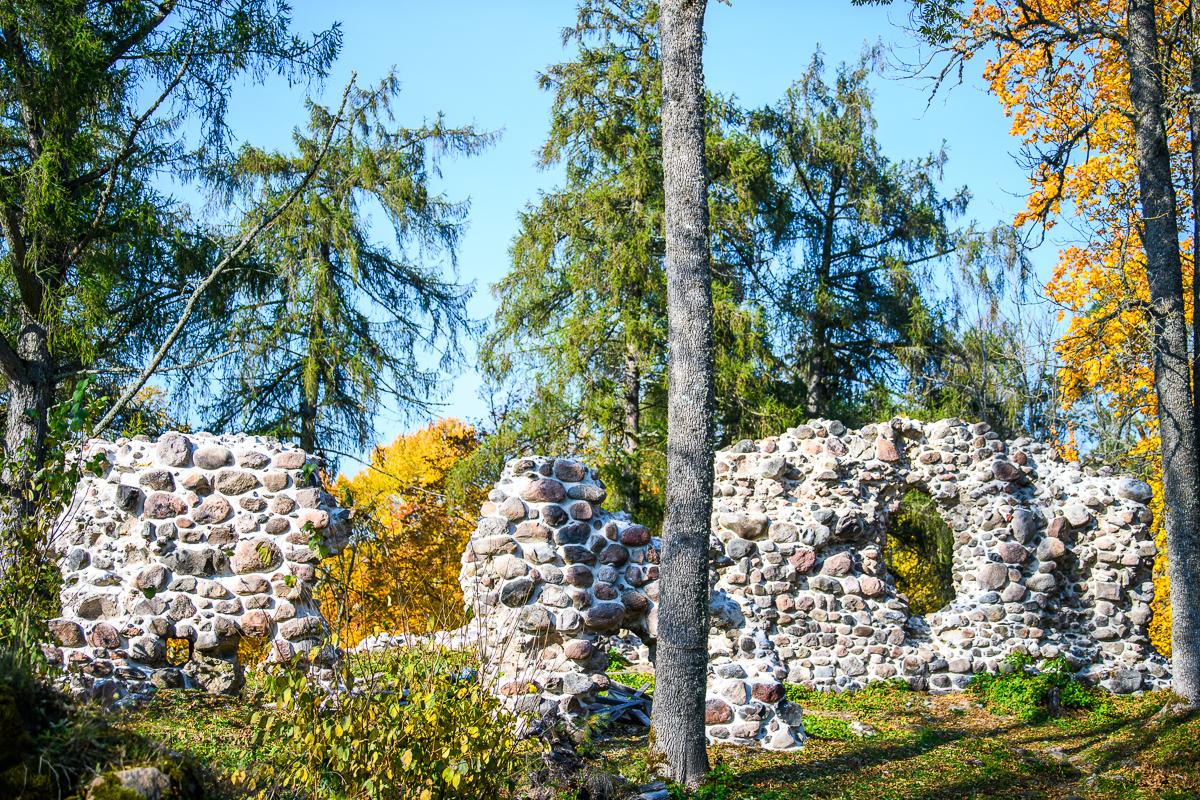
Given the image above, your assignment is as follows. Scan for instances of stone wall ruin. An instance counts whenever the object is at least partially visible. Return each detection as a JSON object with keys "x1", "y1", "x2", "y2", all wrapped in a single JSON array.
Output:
[
  {"x1": 45, "y1": 418, "x2": 1170, "y2": 749},
  {"x1": 460, "y1": 417, "x2": 1169, "y2": 751},
  {"x1": 45, "y1": 432, "x2": 350, "y2": 702}
]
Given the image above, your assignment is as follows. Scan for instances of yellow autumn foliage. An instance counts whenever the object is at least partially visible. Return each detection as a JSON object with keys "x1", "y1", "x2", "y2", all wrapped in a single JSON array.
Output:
[
  {"x1": 321, "y1": 418, "x2": 482, "y2": 647},
  {"x1": 885, "y1": 490, "x2": 956, "y2": 617},
  {"x1": 972, "y1": 0, "x2": 1190, "y2": 655}
]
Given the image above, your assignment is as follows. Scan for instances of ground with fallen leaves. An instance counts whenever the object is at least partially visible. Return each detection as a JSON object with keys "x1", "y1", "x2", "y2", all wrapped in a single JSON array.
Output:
[{"x1": 117, "y1": 681, "x2": 1199, "y2": 799}]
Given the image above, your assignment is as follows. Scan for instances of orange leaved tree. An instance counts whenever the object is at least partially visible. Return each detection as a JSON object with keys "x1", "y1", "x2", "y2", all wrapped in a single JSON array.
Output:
[
  {"x1": 961, "y1": 0, "x2": 1195, "y2": 659},
  {"x1": 323, "y1": 418, "x2": 482, "y2": 647},
  {"x1": 884, "y1": 0, "x2": 1200, "y2": 698}
]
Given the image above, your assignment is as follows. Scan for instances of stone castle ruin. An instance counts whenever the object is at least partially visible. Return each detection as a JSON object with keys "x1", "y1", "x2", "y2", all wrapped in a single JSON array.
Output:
[
  {"x1": 45, "y1": 432, "x2": 350, "y2": 701},
  {"x1": 459, "y1": 417, "x2": 1169, "y2": 750},
  {"x1": 48, "y1": 418, "x2": 1170, "y2": 749}
]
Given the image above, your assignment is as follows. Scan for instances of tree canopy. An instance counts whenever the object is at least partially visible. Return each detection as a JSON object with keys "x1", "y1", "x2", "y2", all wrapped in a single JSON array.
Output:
[
  {"x1": 0, "y1": 0, "x2": 341, "y2": 461},
  {"x1": 189, "y1": 74, "x2": 490, "y2": 458}
]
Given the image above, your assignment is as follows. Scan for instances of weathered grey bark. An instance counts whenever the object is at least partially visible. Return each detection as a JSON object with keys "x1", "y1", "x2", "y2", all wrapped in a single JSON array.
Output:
[
  {"x1": 806, "y1": 173, "x2": 840, "y2": 417},
  {"x1": 1191, "y1": 0, "x2": 1200, "y2": 472},
  {"x1": 3, "y1": 312, "x2": 53, "y2": 465},
  {"x1": 652, "y1": 0, "x2": 712, "y2": 786},
  {"x1": 0, "y1": 312, "x2": 53, "y2": 587},
  {"x1": 298, "y1": 246, "x2": 327, "y2": 456},
  {"x1": 1127, "y1": 0, "x2": 1200, "y2": 703},
  {"x1": 796, "y1": 171, "x2": 843, "y2": 417},
  {"x1": 622, "y1": 341, "x2": 642, "y2": 513},
  {"x1": 299, "y1": 395, "x2": 318, "y2": 454}
]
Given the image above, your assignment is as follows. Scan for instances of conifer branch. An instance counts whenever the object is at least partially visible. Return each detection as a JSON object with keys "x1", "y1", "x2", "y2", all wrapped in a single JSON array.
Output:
[{"x1": 93, "y1": 76, "x2": 356, "y2": 436}]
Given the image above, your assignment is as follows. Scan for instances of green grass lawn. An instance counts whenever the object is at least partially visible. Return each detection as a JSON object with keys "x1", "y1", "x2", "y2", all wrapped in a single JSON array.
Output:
[
  {"x1": 115, "y1": 677, "x2": 1200, "y2": 799},
  {"x1": 594, "y1": 687, "x2": 1200, "y2": 800}
]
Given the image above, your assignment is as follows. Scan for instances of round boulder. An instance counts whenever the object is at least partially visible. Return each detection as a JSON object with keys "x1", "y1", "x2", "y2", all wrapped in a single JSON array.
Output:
[
  {"x1": 156, "y1": 432, "x2": 192, "y2": 467},
  {"x1": 144, "y1": 492, "x2": 186, "y2": 520},
  {"x1": 193, "y1": 444, "x2": 234, "y2": 470},
  {"x1": 192, "y1": 495, "x2": 232, "y2": 525},
  {"x1": 522, "y1": 478, "x2": 567, "y2": 503},
  {"x1": 232, "y1": 538, "x2": 283, "y2": 574},
  {"x1": 214, "y1": 469, "x2": 259, "y2": 496}
]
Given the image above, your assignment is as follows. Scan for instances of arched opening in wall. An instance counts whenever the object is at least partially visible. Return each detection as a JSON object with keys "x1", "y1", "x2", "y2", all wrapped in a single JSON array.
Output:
[{"x1": 884, "y1": 489, "x2": 955, "y2": 616}]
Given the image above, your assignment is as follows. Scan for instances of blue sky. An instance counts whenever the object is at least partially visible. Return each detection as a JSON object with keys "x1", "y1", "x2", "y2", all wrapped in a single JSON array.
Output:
[{"x1": 214, "y1": 1, "x2": 1050, "y2": 472}]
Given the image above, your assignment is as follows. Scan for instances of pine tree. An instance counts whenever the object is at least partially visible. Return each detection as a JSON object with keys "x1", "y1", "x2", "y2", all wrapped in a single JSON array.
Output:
[{"x1": 193, "y1": 74, "x2": 490, "y2": 457}]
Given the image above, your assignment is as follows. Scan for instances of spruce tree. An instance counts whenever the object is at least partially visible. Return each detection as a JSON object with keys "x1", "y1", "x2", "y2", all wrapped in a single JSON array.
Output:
[{"x1": 482, "y1": 0, "x2": 784, "y2": 525}]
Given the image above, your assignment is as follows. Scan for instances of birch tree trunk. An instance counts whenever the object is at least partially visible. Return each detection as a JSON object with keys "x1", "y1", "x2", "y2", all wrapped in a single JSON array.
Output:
[
  {"x1": 1127, "y1": 0, "x2": 1200, "y2": 703},
  {"x1": 652, "y1": 0, "x2": 713, "y2": 785}
]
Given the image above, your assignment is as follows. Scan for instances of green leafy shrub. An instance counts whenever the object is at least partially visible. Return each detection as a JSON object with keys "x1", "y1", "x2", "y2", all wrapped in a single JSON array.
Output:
[
  {"x1": 0, "y1": 381, "x2": 116, "y2": 799},
  {"x1": 968, "y1": 654, "x2": 1110, "y2": 722},
  {"x1": 0, "y1": 380, "x2": 107, "y2": 622},
  {"x1": 237, "y1": 650, "x2": 527, "y2": 799},
  {"x1": 607, "y1": 648, "x2": 632, "y2": 671},
  {"x1": 608, "y1": 671, "x2": 655, "y2": 693}
]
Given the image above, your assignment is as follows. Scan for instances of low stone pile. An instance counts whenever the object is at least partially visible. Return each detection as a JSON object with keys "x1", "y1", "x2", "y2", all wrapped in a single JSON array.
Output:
[{"x1": 45, "y1": 432, "x2": 350, "y2": 702}]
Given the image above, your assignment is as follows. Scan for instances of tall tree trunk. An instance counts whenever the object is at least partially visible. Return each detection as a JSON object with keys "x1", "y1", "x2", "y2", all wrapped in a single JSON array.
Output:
[
  {"x1": 298, "y1": 246, "x2": 329, "y2": 456},
  {"x1": 1127, "y1": 0, "x2": 1200, "y2": 703},
  {"x1": 0, "y1": 313, "x2": 53, "y2": 590},
  {"x1": 806, "y1": 320, "x2": 828, "y2": 417},
  {"x1": 622, "y1": 341, "x2": 642, "y2": 514},
  {"x1": 1191, "y1": 0, "x2": 1200, "y2": 461},
  {"x1": 652, "y1": 0, "x2": 712, "y2": 786},
  {"x1": 804, "y1": 173, "x2": 840, "y2": 418},
  {"x1": 5, "y1": 312, "x2": 53, "y2": 466},
  {"x1": 299, "y1": 394, "x2": 317, "y2": 454}
]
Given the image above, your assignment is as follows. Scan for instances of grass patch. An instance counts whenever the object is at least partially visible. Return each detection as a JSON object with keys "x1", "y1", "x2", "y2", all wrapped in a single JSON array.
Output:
[
  {"x1": 785, "y1": 678, "x2": 914, "y2": 714},
  {"x1": 967, "y1": 654, "x2": 1112, "y2": 722},
  {"x1": 599, "y1": 688, "x2": 1200, "y2": 800},
  {"x1": 609, "y1": 670, "x2": 655, "y2": 693},
  {"x1": 801, "y1": 714, "x2": 857, "y2": 741}
]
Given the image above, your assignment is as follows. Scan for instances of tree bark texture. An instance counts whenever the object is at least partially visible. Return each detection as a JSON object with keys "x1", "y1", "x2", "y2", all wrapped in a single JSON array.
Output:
[
  {"x1": 1127, "y1": 0, "x2": 1200, "y2": 703},
  {"x1": 0, "y1": 312, "x2": 53, "y2": 586},
  {"x1": 1190, "y1": 0, "x2": 1200, "y2": 474},
  {"x1": 4, "y1": 312, "x2": 53, "y2": 467},
  {"x1": 652, "y1": 0, "x2": 713, "y2": 786},
  {"x1": 622, "y1": 341, "x2": 642, "y2": 513}
]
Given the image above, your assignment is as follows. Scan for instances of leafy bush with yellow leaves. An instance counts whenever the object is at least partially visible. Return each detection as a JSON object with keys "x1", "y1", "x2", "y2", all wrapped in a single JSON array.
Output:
[
  {"x1": 884, "y1": 489, "x2": 955, "y2": 616},
  {"x1": 237, "y1": 649, "x2": 526, "y2": 799},
  {"x1": 324, "y1": 419, "x2": 483, "y2": 647}
]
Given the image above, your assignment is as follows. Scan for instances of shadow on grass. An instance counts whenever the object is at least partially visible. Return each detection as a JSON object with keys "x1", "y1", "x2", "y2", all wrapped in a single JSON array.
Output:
[
  {"x1": 1013, "y1": 698, "x2": 1200, "y2": 774},
  {"x1": 730, "y1": 720, "x2": 1027, "y2": 792},
  {"x1": 731, "y1": 696, "x2": 1200, "y2": 800}
]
